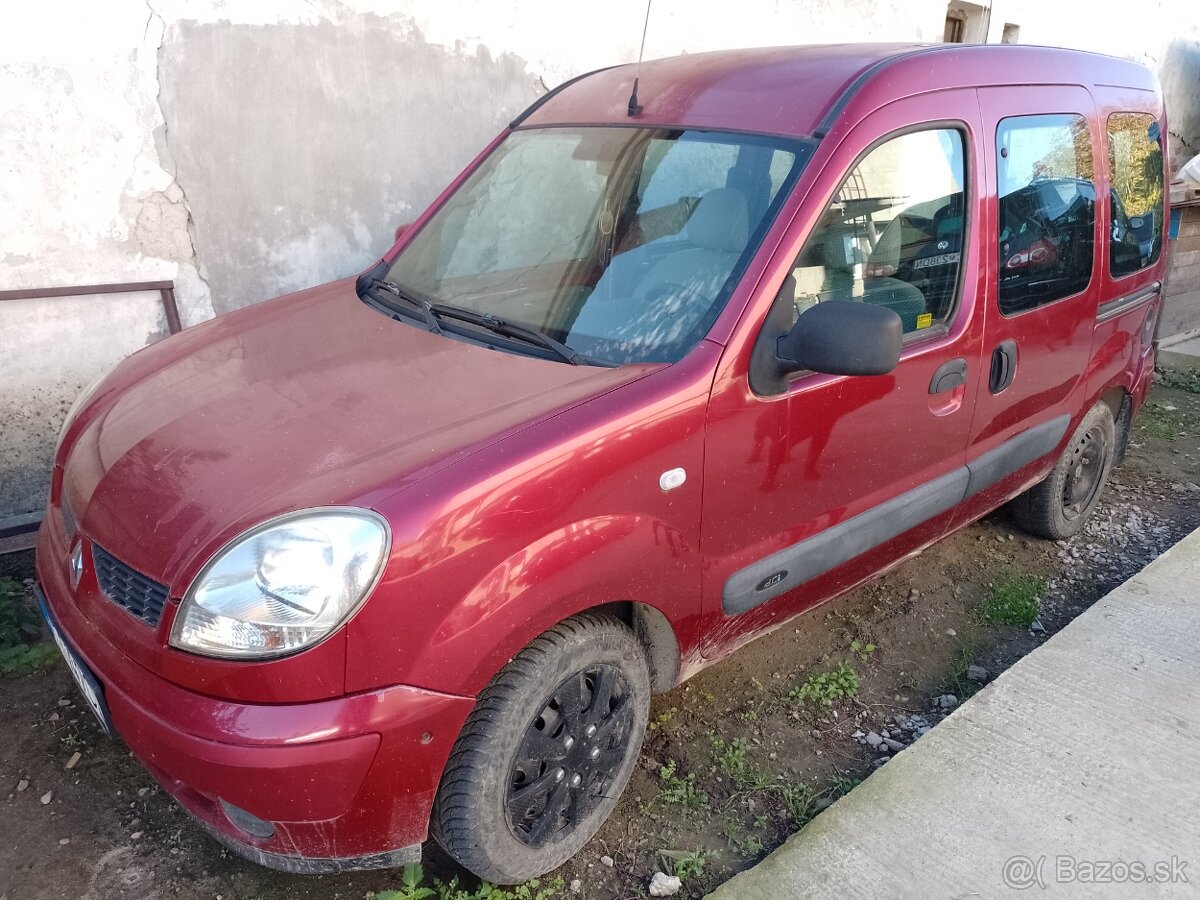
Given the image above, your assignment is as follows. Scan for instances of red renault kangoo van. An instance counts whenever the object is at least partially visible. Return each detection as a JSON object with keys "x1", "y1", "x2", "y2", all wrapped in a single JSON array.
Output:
[{"x1": 38, "y1": 43, "x2": 1166, "y2": 882}]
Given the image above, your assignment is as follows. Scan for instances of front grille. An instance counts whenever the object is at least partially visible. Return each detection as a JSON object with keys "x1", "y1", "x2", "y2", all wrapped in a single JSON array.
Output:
[{"x1": 92, "y1": 544, "x2": 169, "y2": 626}]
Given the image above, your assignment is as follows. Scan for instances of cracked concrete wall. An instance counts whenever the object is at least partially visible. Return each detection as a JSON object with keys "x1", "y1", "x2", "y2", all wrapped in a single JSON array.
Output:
[
  {"x1": 0, "y1": 3, "x2": 216, "y2": 522},
  {"x1": 155, "y1": 14, "x2": 541, "y2": 311}
]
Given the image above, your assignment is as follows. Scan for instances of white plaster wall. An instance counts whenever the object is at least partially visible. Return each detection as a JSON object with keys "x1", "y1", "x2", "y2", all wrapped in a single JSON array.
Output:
[{"x1": 0, "y1": 3, "x2": 214, "y2": 323}]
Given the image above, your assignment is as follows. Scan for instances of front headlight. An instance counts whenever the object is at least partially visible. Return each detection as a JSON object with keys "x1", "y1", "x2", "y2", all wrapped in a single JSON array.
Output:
[{"x1": 170, "y1": 508, "x2": 390, "y2": 659}]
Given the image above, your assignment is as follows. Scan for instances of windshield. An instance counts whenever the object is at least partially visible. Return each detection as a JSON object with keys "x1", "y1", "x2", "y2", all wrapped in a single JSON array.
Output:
[{"x1": 383, "y1": 127, "x2": 810, "y2": 364}]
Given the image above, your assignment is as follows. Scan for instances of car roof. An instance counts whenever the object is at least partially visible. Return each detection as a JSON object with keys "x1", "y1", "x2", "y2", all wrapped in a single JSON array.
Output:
[{"x1": 517, "y1": 43, "x2": 1159, "y2": 139}]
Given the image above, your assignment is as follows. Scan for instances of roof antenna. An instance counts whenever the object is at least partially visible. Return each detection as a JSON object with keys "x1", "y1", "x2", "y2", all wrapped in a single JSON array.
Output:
[{"x1": 627, "y1": 0, "x2": 653, "y2": 116}]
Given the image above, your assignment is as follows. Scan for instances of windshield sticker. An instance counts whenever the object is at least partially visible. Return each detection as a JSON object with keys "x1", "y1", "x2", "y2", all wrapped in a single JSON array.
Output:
[
  {"x1": 912, "y1": 252, "x2": 961, "y2": 270},
  {"x1": 916, "y1": 312, "x2": 934, "y2": 329}
]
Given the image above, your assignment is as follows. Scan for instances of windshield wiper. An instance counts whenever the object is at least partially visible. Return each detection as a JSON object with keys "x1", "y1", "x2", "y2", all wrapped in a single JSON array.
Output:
[
  {"x1": 431, "y1": 306, "x2": 582, "y2": 365},
  {"x1": 367, "y1": 279, "x2": 442, "y2": 333}
]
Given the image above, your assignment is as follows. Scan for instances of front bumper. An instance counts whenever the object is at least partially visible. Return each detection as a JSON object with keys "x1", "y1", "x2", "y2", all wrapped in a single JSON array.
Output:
[{"x1": 36, "y1": 519, "x2": 475, "y2": 872}]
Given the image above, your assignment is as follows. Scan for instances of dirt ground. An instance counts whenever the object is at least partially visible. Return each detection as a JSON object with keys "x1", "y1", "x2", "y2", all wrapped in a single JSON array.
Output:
[{"x1": 3, "y1": 376, "x2": 1199, "y2": 900}]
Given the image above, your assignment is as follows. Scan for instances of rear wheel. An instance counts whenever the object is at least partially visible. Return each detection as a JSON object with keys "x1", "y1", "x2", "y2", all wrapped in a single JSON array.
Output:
[
  {"x1": 431, "y1": 614, "x2": 650, "y2": 884},
  {"x1": 1012, "y1": 402, "x2": 1115, "y2": 540}
]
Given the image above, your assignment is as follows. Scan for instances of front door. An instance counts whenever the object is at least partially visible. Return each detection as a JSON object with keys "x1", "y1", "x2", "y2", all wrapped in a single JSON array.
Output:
[
  {"x1": 951, "y1": 86, "x2": 1103, "y2": 528},
  {"x1": 700, "y1": 91, "x2": 987, "y2": 657}
]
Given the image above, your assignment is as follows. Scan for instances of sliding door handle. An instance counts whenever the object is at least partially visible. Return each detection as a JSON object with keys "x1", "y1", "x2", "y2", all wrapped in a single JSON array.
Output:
[{"x1": 990, "y1": 340, "x2": 1018, "y2": 393}]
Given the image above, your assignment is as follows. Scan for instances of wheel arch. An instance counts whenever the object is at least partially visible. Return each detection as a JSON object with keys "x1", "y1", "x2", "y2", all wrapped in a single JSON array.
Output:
[{"x1": 593, "y1": 600, "x2": 681, "y2": 694}]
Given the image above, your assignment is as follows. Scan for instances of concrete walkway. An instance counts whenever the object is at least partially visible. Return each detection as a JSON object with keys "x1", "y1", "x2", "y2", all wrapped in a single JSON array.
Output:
[
  {"x1": 707, "y1": 528, "x2": 1200, "y2": 899},
  {"x1": 1160, "y1": 333, "x2": 1200, "y2": 368}
]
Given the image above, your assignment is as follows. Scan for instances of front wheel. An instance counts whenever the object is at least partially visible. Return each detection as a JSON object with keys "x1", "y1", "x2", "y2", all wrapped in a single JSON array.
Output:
[
  {"x1": 431, "y1": 614, "x2": 650, "y2": 884},
  {"x1": 1012, "y1": 402, "x2": 1116, "y2": 540}
]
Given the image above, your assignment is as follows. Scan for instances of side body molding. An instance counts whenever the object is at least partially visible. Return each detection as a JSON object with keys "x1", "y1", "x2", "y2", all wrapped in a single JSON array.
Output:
[
  {"x1": 722, "y1": 414, "x2": 1072, "y2": 615},
  {"x1": 963, "y1": 415, "x2": 1070, "y2": 499}
]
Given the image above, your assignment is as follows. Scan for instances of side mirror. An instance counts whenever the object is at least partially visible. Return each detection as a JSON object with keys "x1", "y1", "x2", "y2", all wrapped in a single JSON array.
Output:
[
  {"x1": 776, "y1": 300, "x2": 902, "y2": 377},
  {"x1": 394, "y1": 222, "x2": 413, "y2": 242}
]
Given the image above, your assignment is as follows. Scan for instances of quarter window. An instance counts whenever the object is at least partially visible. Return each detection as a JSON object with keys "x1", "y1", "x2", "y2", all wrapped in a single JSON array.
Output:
[
  {"x1": 785, "y1": 128, "x2": 967, "y2": 336},
  {"x1": 996, "y1": 114, "x2": 1096, "y2": 315},
  {"x1": 1107, "y1": 112, "x2": 1164, "y2": 276}
]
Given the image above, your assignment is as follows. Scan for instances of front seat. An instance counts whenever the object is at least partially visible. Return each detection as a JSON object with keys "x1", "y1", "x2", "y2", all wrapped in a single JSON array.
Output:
[{"x1": 568, "y1": 188, "x2": 750, "y2": 361}]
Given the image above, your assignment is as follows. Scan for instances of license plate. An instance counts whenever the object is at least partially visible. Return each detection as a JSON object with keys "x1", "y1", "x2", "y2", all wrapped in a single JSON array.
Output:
[{"x1": 39, "y1": 592, "x2": 115, "y2": 738}]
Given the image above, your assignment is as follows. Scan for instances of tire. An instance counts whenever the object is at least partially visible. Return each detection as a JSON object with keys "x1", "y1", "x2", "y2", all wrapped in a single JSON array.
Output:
[
  {"x1": 1012, "y1": 402, "x2": 1116, "y2": 540},
  {"x1": 430, "y1": 614, "x2": 650, "y2": 884}
]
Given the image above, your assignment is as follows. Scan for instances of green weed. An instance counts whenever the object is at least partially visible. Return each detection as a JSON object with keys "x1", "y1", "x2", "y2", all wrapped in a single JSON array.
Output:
[
  {"x1": 0, "y1": 577, "x2": 57, "y2": 678},
  {"x1": 946, "y1": 640, "x2": 981, "y2": 699},
  {"x1": 710, "y1": 736, "x2": 772, "y2": 790},
  {"x1": 850, "y1": 639, "x2": 876, "y2": 661},
  {"x1": 720, "y1": 814, "x2": 766, "y2": 858},
  {"x1": 371, "y1": 863, "x2": 436, "y2": 900},
  {"x1": 779, "y1": 784, "x2": 817, "y2": 827},
  {"x1": 658, "y1": 848, "x2": 712, "y2": 882},
  {"x1": 646, "y1": 706, "x2": 679, "y2": 732},
  {"x1": 1155, "y1": 366, "x2": 1200, "y2": 394},
  {"x1": 980, "y1": 575, "x2": 1044, "y2": 627},
  {"x1": 653, "y1": 760, "x2": 709, "y2": 811},
  {"x1": 788, "y1": 662, "x2": 859, "y2": 707},
  {"x1": 370, "y1": 866, "x2": 564, "y2": 900}
]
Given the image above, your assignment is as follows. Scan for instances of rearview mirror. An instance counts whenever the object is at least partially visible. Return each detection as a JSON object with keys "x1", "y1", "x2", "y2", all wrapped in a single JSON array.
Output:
[{"x1": 776, "y1": 300, "x2": 902, "y2": 377}]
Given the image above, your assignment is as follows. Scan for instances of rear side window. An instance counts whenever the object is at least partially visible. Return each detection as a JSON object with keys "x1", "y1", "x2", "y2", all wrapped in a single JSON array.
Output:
[
  {"x1": 996, "y1": 114, "x2": 1096, "y2": 315},
  {"x1": 785, "y1": 128, "x2": 967, "y2": 335},
  {"x1": 1107, "y1": 112, "x2": 1164, "y2": 276}
]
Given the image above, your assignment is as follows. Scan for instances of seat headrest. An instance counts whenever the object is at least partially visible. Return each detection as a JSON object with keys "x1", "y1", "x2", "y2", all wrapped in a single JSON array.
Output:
[
  {"x1": 823, "y1": 227, "x2": 863, "y2": 274},
  {"x1": 686, "y1": 189, "x2": 749, "y2": 253}
]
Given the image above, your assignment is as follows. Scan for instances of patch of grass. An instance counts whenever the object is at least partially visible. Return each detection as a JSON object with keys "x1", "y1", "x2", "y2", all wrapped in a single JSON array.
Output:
[
  {"x1": 788, "y1": 662, "x2": 859, "y2": 707},
  {"x1": 370, "y1": 866, "x2": 564, "y2": 900},
  {"x1": 828, "y1": 775, "x2": 862, "y2": 799},
  {"x1": 980, "y1": 574, "x2": 1044, "y2": 627},
  {"x1": 1155, "y1": 366, "x2": 1200, "y2": 394},
  {"x1": 946, "y1": 640, "x2": 981, "y2": 700},
  {"x1": 0, "y1": 576, "x2": 58, "y2": 678},
  {"x1": 779, "y1": 784, "x2": 818, "y2": 827},
  {"x1": 1137, "y1": 401, "x2": 1198, "y2": 441}
]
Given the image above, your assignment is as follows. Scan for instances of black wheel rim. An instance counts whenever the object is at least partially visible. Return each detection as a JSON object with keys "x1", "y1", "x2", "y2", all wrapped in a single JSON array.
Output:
[
  {"x1": 1061, "y1": 425, "x2": 1106, "y2": 521},
  {"x1": 506, "y1": 665, "x2": 634, "y2": 847}
]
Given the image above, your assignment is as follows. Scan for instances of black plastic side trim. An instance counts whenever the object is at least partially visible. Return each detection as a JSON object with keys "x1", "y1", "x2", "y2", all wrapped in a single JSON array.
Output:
[
  {"x1": 1096, "y1": 282, "x2": 1161, "y2": 323},
  {"x1": 508, "y1": 65, "x2": 622, "y2": 129},
  {"x1": 722, "y1": 413, "x2": 1073, "y2": 616},
  {"x1": 963, "y1": 415, "x2": 1070, "y2": 499},
  {"x1": 722, "y1": 467, "x2": 970, "y2": 615}
]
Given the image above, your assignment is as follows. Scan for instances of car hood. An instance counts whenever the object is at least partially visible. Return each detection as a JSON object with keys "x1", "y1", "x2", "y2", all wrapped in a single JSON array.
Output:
[{"x1": 62, "y1": 278, "x2": 657, "y2": 589}]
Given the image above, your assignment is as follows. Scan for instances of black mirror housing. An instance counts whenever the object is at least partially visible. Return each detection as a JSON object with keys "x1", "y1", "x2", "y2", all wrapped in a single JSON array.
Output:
[{"x1": 777, "y1": 300, "x2": 903, "y2": 377}]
